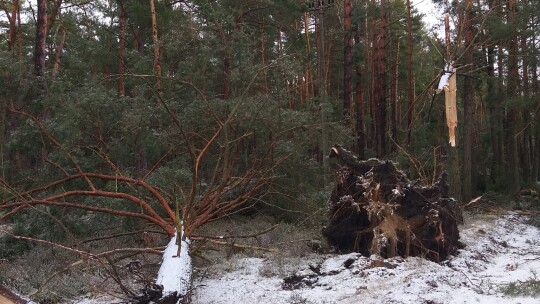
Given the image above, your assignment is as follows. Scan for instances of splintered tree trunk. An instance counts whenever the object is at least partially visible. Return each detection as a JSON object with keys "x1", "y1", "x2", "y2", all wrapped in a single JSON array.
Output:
[{"x1": 323, "y1": 146, "x2": 463, "y2": 262}]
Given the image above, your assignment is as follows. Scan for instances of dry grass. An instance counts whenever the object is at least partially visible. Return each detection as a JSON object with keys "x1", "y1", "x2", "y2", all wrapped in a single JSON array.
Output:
[
  {"x1": 0, "y1": 214, "x2": 326, "y2": 303},
  {"x1": 0, "y1": 231, "x2": 167, "y2": 303}
]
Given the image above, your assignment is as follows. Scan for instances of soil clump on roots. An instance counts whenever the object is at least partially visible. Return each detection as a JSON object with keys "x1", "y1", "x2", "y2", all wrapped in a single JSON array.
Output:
[{"x1": 322, "y1": 145, "x2": 464, "y2": 262}]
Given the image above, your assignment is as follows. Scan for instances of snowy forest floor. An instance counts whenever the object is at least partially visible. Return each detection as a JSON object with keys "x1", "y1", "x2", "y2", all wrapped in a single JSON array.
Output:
[
  {"x1": 2, "y1": 209, "x2": 540, "y2": 304},
  {"x1": 190, "y1": 212, "x2": 540, "y2": 304}
]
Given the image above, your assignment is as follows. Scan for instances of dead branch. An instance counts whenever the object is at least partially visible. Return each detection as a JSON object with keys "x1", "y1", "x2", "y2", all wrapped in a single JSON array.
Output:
[
  {"x1": 192, "y1": 224, "x2": 279, "y2": 240},
  {"x1": 75, "y1": 229, "x2": 168, "y2": 247},
  {"x1": 190, "y1": 237, "x2": 278, "y2": 252}
]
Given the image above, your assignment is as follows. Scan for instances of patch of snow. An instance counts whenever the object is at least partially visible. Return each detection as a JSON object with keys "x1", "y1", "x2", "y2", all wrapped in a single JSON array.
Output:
[{"x1": 192, "y1": 213, "x2": 540, "y2": 304}]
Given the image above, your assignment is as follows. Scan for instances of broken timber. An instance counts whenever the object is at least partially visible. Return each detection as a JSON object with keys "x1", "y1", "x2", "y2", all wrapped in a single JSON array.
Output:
[{"x1": 323, "y1": 145, "x2": 464, "y2": 262}]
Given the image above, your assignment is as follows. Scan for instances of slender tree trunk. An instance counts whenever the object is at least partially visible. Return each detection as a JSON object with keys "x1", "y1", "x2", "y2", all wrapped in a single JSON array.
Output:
[
  {"x1": 533, "y1": 33, "x2": 540, "y2": 181},
  {"x1": 4, "y1": 0, "x2": 16, "y2": 53},
  {"x1": 506, "y1": 0, "x2": 520, "y2": 193},
  {"x1": 355, "y1": 27, "x2": 365, "y2": 159},
  {"x1": 117, "y1": 0, "x2": 127, "y2": 96},
  {"x1": 16, "y1": 0, "x2": 21, "y2": 60},
  {"x1": 51, "y1": 24, "x2": 66, "y2": 80},
  {"x1": 373, "y1": 0, "x2": 387, "y2": 157},
  {"x1": 406, "y1": 0, "x2": 414, "y2": 144},
  {"x1": 0, "y1": 96, "x2": 6, "y2": 180},
  {"x1": 486, "y1": 46, "x2": 500, "y2": 183},
  {"x1": 462, "y1": 0, "x2": 474, "y2": 202},
  {"x1": 343, "y1": 0, "x2": 352, "y2": 124},
  {"x1": 390, "y1": 38, "x2": 399, "y2": 152},
  {"x1": 304, "y1": 12, "x2": 313, "y2": 98},
  {"x1": 519, "y1": 6, "x2": 530, "y2": 183},
  {"x1": 149, "y1": 0, "x2": 162, "y2": 98},
  {"x1": 46, "y1": 0, "x2": 63, "y2": 37},
  {"x1": 34, "y1": 0, "x2": 48, "y2": 80},
  {"x1": 259, "y1": 19, "x2": 269, "y2": 94},
  {"x1": 215, "y1": 21, "x2": 231, "y2": 100}
]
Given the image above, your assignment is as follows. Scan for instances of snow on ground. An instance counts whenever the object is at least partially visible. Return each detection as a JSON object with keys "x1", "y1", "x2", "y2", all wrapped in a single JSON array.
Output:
[{"x1": 192, "y1": 213, "x2": 540, "y2": 304}]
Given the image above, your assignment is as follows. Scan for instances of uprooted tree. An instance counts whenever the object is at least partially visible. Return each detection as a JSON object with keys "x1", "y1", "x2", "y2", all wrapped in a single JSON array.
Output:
[
  {"x1": 0, "y1": 99, "x2": 284, "y2": 303},
  {"x1": 323, "y1": 145, "x2": 464, "y2": 262}
]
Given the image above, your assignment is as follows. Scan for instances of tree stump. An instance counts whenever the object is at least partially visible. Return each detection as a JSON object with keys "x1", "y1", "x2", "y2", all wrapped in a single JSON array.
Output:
[{"x1": 322, "y1": 145, "x2": 464, "y2": 262}]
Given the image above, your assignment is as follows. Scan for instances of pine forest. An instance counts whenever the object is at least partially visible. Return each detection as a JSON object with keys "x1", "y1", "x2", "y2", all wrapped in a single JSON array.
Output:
[{"x1": 0, "y1": 0, "x2": 539, "y2": 303}]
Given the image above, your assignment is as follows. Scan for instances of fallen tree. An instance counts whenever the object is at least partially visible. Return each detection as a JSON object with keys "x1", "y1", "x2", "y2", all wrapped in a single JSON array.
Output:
[
  {"x1": 322, "y1": 145, "x2": 464, "y2": 262},
  {"x1": 1, "y1": 100, "x2": 282, "y2": 303}
]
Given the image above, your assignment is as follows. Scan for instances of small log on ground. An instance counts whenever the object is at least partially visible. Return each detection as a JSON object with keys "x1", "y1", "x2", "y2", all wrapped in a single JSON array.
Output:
[{"x1": 322, "y1": 145, "x2": 464, "y2": 262}]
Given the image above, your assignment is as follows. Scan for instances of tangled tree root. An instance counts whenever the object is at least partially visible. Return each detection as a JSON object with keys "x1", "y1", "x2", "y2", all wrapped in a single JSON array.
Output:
[{"x1": 322, "y1": 145, "x2": 464, "y2": 262}]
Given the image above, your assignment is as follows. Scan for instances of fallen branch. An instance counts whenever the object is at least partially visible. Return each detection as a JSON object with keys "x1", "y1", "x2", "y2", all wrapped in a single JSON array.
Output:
[
  {"x1": 192, "y1": 224, "x2": 279, "y2": 240},
  {"x1": 190, "y1": 237, "x2": 278, "y2": 252}
]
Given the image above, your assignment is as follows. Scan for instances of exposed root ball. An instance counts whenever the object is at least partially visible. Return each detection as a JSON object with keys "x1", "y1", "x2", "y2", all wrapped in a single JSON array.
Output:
[{"x1": 323, "y1": 145, "x2": 464, "y2": 262}]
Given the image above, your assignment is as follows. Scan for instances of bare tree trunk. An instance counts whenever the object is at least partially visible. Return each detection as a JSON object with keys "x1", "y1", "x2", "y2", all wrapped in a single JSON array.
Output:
[
  {"x1": 406, "y1": 0, "x2": 414, "y2": 144},
  {"x1": 117, "y1": 0, "x2": 127, "y2": 96},
  {"x1": 149, "y1": 0, "x2": 162, "y2": 98},
  {"x1": 533, "y1": 34, "x2": 540, "y2": 181},
  {"x1": 304, "y1": 12, "x2": 313, "y2": 98},
  {"x1": 51, "y1": 24, "x2": 66, "y2": 81},
  {"x1": 46, "y1": 0, "x2": 63, "y2": 37},
  {"x1": 16, "y1": 0, "x2": 21, "y2": 60},
  {"x1": 506, "y1": 0, "x2": 520, "y2": 193},
  {"x1": 355, "y1": 27, "x2": 365, "y2": 159},
  {"x1": 390, "y1": 38, "x2": 399, "y2": 152},
  {"x1": 259, "y1": 19, "x2": 269, "y2": 94},
  {"x1": 343, "y1": 0, "x2": 352, "y2": 124},
  {"x1": 519, "y1": 5, "x2": 531, "y2": 183},
  {"x1": 0, "y1": 97, "x2": 6, "y2": 180},
  {"x1": 462, "y1": 0, "x2": 474, "y2": 203},
  {"x1": 373, "y1": 0, "x2": 387, "y2": 157},
  {"x1": 34, "y1": 0, "x2": 48, "y2": 80},
  {"x1": 215, "y1": 21, "x2": 231, "y2": 100},
  {"x1": 0, "y1": 0, "x2": 16, "y2": 54}
]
